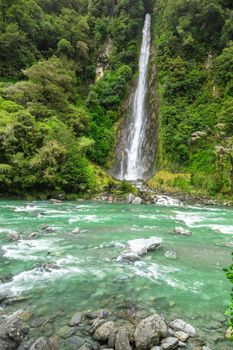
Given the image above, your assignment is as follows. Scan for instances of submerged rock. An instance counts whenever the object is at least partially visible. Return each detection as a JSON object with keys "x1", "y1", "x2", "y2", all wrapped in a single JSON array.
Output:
[
  {"x1": 58, "y1": 325, "x2": 77, "y2": 338},
  {"x1": 165, "y1": 251, "x2": 177, "y2": 259},
  {"x1": 173, "y1": 227, "x2": 192, "y2": 236},
  {"x1": 116, "y1": 252, "x2": 140, "y2": 262},
  {"x1": 169, "y1": 319, "x2": 196, "y2": 337},
  {"x1": 134, "y1": 313, "x2": 168, "y2": 349},
  {"x1": 29, "y1": 337, "x2": 59, "y2": 350},
  {"x1": 63, "y1": 336, "x2": 85, "y2": 349},
  {"x1": 72, "y1": 227, "x2": 80, "y2": 234},
  {"x1": 69, "y1": 312, "x2": 84, "y2": 326}
]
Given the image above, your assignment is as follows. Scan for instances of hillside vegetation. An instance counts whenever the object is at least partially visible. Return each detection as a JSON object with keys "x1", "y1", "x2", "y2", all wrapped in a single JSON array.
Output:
[
  {"x1": 0, "y1": 0, "x2": 233, "y2": 200},
  {"x1": 0, "y1": 0, "x2": 152, "y2": 196},
  {"x1": 150, "y1": 0, "x2": 233, "y2": 198}
]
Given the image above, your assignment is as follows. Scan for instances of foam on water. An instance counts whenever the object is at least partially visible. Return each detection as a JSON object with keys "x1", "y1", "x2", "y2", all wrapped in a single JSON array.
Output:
[
  {"x1": 1, "y1": 265, "x2": 82, "y2": 296},
  {"x1": 2, "y1": 238, "x2": 60, "y2": 261},
  {"x1": 69, "y1": 215, "x2": 111, "y2": 224}
]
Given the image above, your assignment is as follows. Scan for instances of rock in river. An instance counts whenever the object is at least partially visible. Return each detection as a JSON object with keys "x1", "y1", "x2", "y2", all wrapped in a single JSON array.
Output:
[
  {"x1": 115, "y1": 327, "x2": 131, "y2": 350},
  {"x1": 161, "y1": 337, "x2": 178, "y2": 349},
  {"x1": 134, "y1": 313, "x2": 168, "y2": 349},
  {"x1": 94, "y1": 321, "x2": 116, "y2": 342},
  {"x1": 169, "y1": 319, "x2": 196, "y2": 337},
  {"x1": 127, "y1": 237, "x2": 162, "y2": 256},
  {"x1": 173, "y1": 227, "x2": 192, "y2": 236}
]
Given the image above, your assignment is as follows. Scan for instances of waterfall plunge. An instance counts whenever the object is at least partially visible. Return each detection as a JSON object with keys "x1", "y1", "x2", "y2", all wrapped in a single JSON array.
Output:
[{"x1": 120, "y1": 14, "x2": 151, "y2": 181}]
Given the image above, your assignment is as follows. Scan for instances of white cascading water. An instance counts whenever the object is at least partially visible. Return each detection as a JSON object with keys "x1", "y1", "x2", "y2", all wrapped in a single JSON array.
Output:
[{"x1": 123, "y1": 14, "x2": 151, "y2": 180}]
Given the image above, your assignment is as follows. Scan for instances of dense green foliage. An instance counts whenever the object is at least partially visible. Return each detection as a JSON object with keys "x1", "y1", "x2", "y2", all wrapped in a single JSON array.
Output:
[
  {"x1": 154, "y1": 0, "x2": 233, "y2": 197},
  {"x1": 0, "y1": 0, "x2": 152, "y2": 195},
  {"x1": 225, "y1": 253, "x2": 233, "y2": 335}
]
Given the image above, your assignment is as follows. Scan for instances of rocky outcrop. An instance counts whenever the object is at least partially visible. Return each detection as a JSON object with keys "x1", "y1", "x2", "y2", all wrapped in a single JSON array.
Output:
[
  {"x1": 117, "y1": 237, "x2": 162, "y2": 261},
  {"x1": 134, "y1": 313, "x2": 168, "y2": 349}
]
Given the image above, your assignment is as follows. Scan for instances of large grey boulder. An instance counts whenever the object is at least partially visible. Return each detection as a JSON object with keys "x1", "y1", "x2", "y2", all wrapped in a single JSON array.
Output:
[
  {"x1": 117, "y1": 237, "x2": 162, "y2": 262},
  {"x1": 115, "y1": 327, "x2": 131, "y2": 350},
  {"x1": 93, "y1": 321, "x2": 116, "y2": 342},
  {"x1": 127, "y1": 237, "x2": 162, "y2": 256},
  {"x1": 169, "y1": 319, "x2": 196, "y2": 337},
  {"x1": 134, "y1": 313, "x2": 168, "y2": 349}
]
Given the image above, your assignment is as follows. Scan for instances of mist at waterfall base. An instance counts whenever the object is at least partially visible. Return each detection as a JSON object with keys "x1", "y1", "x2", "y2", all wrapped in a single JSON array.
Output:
[
  {"x1": 118, "y1": 14, "x2": 152, "y2": 181},
  {"x1": 0, "y1": 199, "x2": 233, "y2": 349}
]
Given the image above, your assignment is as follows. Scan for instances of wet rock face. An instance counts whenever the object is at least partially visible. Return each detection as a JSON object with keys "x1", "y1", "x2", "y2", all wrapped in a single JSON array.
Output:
[{"x1": 134, "y1": 313, "x2": 168, "y2": 349}]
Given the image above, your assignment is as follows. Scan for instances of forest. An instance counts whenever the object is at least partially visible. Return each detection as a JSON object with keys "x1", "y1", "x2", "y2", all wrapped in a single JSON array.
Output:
[{"x1": 0, "y1": 0, "x2": 232, "y2": 198}]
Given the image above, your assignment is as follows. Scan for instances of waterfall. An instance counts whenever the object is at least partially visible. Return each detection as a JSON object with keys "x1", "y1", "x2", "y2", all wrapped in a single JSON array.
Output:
[{"x1": 119, "y1": 14, "x2": 151, "y2": 181}]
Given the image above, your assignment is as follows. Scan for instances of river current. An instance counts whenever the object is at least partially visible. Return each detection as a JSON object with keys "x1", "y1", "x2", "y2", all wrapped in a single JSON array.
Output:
[{"x1": 0, "y1": 200, "x2": 232, "y2": 349}]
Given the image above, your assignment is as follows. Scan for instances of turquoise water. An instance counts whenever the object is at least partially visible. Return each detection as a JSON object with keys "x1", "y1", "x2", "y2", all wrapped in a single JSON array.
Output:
[{"x1": 0, "y1": 200, "x2": 233, "y2": 348}]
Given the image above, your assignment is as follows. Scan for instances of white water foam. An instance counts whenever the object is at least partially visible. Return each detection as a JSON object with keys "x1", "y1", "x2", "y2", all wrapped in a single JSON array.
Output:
[{"x1": 2, "y1": 238, "x2": 60, "y2": 261}]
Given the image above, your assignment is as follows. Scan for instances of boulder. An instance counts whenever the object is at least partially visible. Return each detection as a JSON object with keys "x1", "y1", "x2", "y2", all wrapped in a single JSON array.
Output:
[
  {"x1": 57, "y1": 325, "x2": 77, "y2": 338},
  {"x1": 93, "y1": 321, "x2": 116, "y2": 342},
  {"x1": 69, "y1": 312, "x2": 84, "y2": 326},
  {"x1": 126, "y1": 193, "x2": 135, "y2": 204},
  {"x1": 161, "y1": 337, "x2": 178, "y2": 349},
  {"x1": 132, "y1": 197, "x2": 142, "y2": 205},
  {"x1": 29, "y1": 337, "x2": 59, "y2": 350},
  {"x1": 134, "y1": 313, "x2": 168, "y2": 349},
  {"x1": 79, "y1": 346, "x2": 90, "y2": 350},
  {"x1": 127, "y1": 237, "x2": 162, "y2": 256},
  {"x1": 116, "y1": 252, "x2": 140, "y2": 262},
  {"x1": 115, "y1": 327, "x2": 131, "y2": 350},
  {"x1": 174, "y1": 331, "x2": 189, "y2": 342},
  {"x1": 7, "y1": 231, "x2": 20, "y2": 241},
  {"x1": 151, "y1": 347, "x2": 162, "y2": 350},
  {"x1": 63, "y1": 336, "x2": 85, "y2": 349},
  {"x1": 28, "y1": 232, "x2": 39, "y2": 239},
  {"x1": 0, "y1": 314, "x2": 29, "y2": 345},
  {"x1": 72, "y1": 227, "x2": 80, "y2": 234},
  {"x1": 178, "y1": 341, "x2": 187, "y2": 348},
  {"x1": 0, "y1": 338, "x2": 16, "y2": 350},
  {"x1": 225, "y1": 326, "x2": 233, "y2": 340},
  {"x1": 169, "y1": 319, "x2": 196, "y2": 337},
  {"x1": 87, "y1": 309, "x2": 109, "y2": 319},
  {"x1": 173, "y1": 227, "x2": 192, "y2": 236}
]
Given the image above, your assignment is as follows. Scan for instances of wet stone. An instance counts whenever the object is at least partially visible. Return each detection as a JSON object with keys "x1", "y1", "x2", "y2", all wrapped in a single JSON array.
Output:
[
  {"x1": 161, "y1": 337, "x2": 179, "y2": 350},
  {"x1": 58, "y1": 325, "x2": 77, "y2": 338},
  {"x1": 69, "y1": 312, "x2": 84, "y2": 326},
  {"x1": 63, "y1": 335, "x2": 85, "y2": 349}
]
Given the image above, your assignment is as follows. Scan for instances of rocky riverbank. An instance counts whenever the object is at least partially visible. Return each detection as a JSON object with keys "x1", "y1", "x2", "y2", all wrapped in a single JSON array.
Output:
[{"x1": 0, "y1": 306, "x2": 227, "y2": 350}]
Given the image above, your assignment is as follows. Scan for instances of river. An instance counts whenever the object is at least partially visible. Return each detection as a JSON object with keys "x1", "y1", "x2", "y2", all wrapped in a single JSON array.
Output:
[{"x1": 0, "y1": 199, "x2": 232, "y2": 349}]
